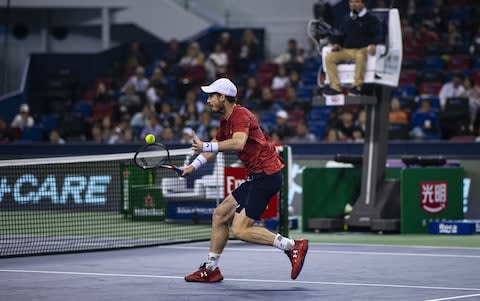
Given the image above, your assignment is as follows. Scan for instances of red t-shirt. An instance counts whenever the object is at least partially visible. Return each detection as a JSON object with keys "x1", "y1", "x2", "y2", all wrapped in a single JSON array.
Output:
[{"x1": 215, "y1": 105, "x2": 284, "y2": 175}]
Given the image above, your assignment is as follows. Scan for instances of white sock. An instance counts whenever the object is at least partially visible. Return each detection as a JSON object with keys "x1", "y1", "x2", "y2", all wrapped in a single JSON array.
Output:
[
  {"x1": 273, "y1": 234, "x2": 295, "y2": 251},
  {"x1": 205, "y1": 252, "x2": 221, "y2": 271}
]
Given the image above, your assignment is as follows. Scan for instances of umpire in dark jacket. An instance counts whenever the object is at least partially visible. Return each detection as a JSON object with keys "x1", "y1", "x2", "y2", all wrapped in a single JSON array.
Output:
[{"x1": 324, "y1": 0, "x2": 381, "y2": 95}]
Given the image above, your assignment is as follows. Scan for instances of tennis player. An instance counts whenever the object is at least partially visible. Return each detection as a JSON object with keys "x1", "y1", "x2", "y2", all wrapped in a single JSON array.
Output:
[{"x1": 182, "y1": 78, "x2": 308, "y2": 282}]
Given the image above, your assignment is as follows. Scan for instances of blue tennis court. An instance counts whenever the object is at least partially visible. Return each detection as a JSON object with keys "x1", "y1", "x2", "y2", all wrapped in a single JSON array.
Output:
[{"x1": 1, "y1": 241, "x2": 479, "y2": 301}]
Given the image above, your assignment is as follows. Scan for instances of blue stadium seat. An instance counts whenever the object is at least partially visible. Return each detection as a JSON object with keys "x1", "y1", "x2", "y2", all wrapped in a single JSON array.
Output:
[
  {"x1": 422, "y1": 56, "x2": 445, "y2": 71},
  {"x1": 72, "y1": 102, "x2": 92, "y2": 118},
  {"x1": 40, "y1": 114, "x2": 59, "y2": 131},
  {"x1": 20, "y1": 126, "x2": 43, "y2": 142},
  {"x1": 297, "y1": 87, "x2": 314, "y2": 100},
  {"x1": 308, "y1": 120, "x2": 328, "y2": 139},
  {"x1": 393, "y1": 84, "x2": 416, "y2": 97}
]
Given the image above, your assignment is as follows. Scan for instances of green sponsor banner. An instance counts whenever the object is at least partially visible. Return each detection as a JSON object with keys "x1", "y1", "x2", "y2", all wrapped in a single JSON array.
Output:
[
  {"x1": 302, "y1": 168, "x2": 362, "y2": 231},
  {"x1": 120, "y1": 164, "x2": 166, "y2": 221},
  {"x1": 130, "y1": 186, "x2": 166, "y2": 221},
  {"x1": 400, "y1": 168, "x2": 463, "y2": 233}
]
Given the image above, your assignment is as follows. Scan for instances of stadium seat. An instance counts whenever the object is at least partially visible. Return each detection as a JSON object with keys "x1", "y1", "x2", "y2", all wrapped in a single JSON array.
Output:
[
  {"x1": 72, "y1": 102, "x2": 93, "y2": 119},
  {"x1": 399, "y1": 69, "x2": 417, "y2": 85},
  {"x1": 388, "y1": 123, "x2": 410, "y2": 140},
  {"x1": 447, "y1": 55, "x2": 471, "y2": 72},
  {"x1": 40, "y1": 114, "x2": 59, "y2": 131},
  {"x1": 297, "y1": 86, "x2": 314, "y2": 100},
  {"x1": 440, "y1": 97, "x2": 470, "y2": 138},
  {"x1": 421, "y1": 56, "x2": 445, "y2": 72},
  {"x1": 20, "y1": 126, "x2": 43, "y2": 142},
  {"x1": 393, "y1": 84, "x2": 416, "y2": 97},
  {"x1": 308, "y1": 120, "x2": 328, "y2": 139},
  {"x1": 419, "y1": 82, "x2": 442, "y2": 96}
]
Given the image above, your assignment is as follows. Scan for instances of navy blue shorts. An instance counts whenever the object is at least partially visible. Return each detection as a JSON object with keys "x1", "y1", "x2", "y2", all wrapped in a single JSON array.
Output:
[{"x1": 231, "y1": 170, "x2": 283, "y2": 220}]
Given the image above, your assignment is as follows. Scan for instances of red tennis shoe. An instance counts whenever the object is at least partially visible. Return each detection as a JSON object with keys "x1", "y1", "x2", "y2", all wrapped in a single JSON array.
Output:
[
  {"x1": 184, "y1": 263, "x2": 224, "y2": 283},
  {"x1": 285, "y1": 239, "x2": 309, "y2": 279}
]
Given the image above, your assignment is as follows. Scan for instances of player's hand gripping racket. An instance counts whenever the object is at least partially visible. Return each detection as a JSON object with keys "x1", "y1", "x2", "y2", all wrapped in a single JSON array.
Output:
[{"x1": 134, "y1": 143, "x2": 183, "y2": 176}]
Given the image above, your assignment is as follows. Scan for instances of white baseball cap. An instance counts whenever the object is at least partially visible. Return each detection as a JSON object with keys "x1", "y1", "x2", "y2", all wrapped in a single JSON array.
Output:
[
  {"x1": 201, "y1": 78, "x2": 237, "y2": 97},
  {"x1": 20, "y1": 104, "x2": 29, "y2": 113},
  {"x1": 276, "y1": 110, "x2": 288, "y2": 119}
]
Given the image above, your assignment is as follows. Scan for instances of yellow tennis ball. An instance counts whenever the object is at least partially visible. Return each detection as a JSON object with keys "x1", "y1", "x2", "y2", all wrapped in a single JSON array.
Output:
[{"x1": 145, "y1": 134, "x2": 156, "y2": 144}]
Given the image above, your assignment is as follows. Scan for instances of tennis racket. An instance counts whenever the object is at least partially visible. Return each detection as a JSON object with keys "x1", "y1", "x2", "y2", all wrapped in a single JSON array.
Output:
[{"x1": 134, "y1": 143, "x2": 183, "y2": 176}]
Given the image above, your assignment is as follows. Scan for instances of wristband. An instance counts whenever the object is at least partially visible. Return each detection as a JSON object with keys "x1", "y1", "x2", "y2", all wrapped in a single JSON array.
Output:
[
  {"x1": 191, "y1": 154, "x2": 208, "y2": 170},
  {"x1": 202, "y1": 142, "x2": 219, "y2": 153}
]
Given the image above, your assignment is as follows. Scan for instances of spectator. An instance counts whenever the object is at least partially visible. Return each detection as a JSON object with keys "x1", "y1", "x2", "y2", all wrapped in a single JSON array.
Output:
[
  {"x1": 389, "y1": 97, "x2": 409, "y2": 124},
  {"x1": 410, "y1": 99, "x2": 440, "y2": 140},
  {"x1": 288, "y1": 120, "x2": 317, "y2": 143},
  {"x1": 94, "y1": 82, "x2": 113, "y2": 104},
  {"x1": 118, "y1": 83, "x2": 142, "y2": 116},
  {"x1": 337, "y1": 111, "x2": 356, "y2": 141},
  {"x1": 161, "y1": 38, "x2": 183, "y2": 76},
  {"x1": 141, "y1": 115, "x2": 163, "y2": 141},
  {"x1": 236, "y1": 29, "x2": 259, "y2": 74},
  {"x1": 323, "y1": 0, "x2": 380, "y2": 96},
  {"x1": 242, "y1": 76, "x2": 262, "y2": 109},
  {"x1": 146, "y1": 67, "x2": 169, "y2": 104},
  {"x1": 460, "y1": 77, "x2": 480, "y2": 132},
  {"x1": 180, "y1": 127, "x2": 195, "y2": 144},
  {"x1": 130, "y1": 104, "x2": 154, "y2": 133},
  {"x1": 179, "y1": 90, "x2": 204, "y2": 125},
  {"x1": 270, "y1": 110, "x2": 295, "y2": 141},
  {"x1": 124, "y1": 41, "x2": 149, "y2": 75},
  {"x1": 179, "y1": 42, "x2": 206, "y2": 68},
  {"x1": 259, "y1": 87, "x2": 276, "y2": 111},
  {"x1": 205, "y1": 43, "x2": 229, "y2": 81},
  {"x1": 195, "y1": 111, "x2": 218, "y2": 140},
  {"x1": 439, "y1": 73, "x2": 465, "y2": 109},
  {"x1": 108, "y1": 116, "x2": 132, "y2": 144},
  {"x1": 415, "y1": 22, "x2": 440, "y2": 52},
  {"x1": 11, "y1": 104, "x2": 34, "y2": 129},
  {"x1": 271, "y1": 64, "x2": 290, "y2": 90},
  {"x1": 161, "y1": 127, "x2": 177, "y2": 144},
  {"x1": 49, "y1": 129, "x2": 65, "y2": 144},
  {"x1": 423, "y1": 0, "x2": 448, "y2": 32},
  {"x1": 442, "y1": 21, "x2": 463, "y2": 54},
  {"x1": 356, "y1": 109, "x2": 367, "y2": 136},
  {"x1": 0, "y1": 119, "x2": 13, "y2": 142},
  {"x1": 121, "y1": 66, "x2": 150, "y2": 94},
  {"x1": 274, "y1": 38, "x2": 304, "y2": 73},
  {"x1": 283, "y1": 87, "x2": 302, "y2": 112},
  {"x1": 90, "y1": 123, "x2": 104, "y2": 143},
  {"x1": 325, "y1": 127, "x2": 339, "y2": 141},
  {"x1": 469, "y1": 24, "x2": 480, "y2": 55},
  {"x1": 217, "y1": 31, "x2": 238, "y2": 63},
  {"x1": 158, "y1": 102, "x2": 178, "y2": 129},
  {"x1": 288, "y1": 70, "x2": 300, "y2": 88}
]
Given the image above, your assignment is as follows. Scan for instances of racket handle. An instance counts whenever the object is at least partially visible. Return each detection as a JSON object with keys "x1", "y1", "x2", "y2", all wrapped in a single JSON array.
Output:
[{"x1": 174, "y1": 166, "x2": 183, "y2": 176}]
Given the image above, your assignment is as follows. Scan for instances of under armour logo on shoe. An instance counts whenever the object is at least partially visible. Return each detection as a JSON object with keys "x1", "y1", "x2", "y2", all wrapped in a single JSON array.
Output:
[
  {"x1": 200, "y1": 271, "x2": 208, "y2": 278},
  {"x1": 292, "y1": 250, "x2": 299, "y2": 259}
]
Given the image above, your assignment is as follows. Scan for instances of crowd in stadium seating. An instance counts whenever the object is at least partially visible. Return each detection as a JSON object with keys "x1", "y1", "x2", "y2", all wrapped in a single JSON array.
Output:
[{"x1": 1, "y1": 0, "x2": 480, "y2": 144}]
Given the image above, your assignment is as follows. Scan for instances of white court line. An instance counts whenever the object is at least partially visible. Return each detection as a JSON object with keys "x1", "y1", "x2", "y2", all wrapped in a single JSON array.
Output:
[
  {"x1": 425, "y1": 293, "x2": 480, "y2": 301},
  {"x1": 162, "y1": 246, "x2": 480, "y2": 259},
  {"x1": 0, "y1": 269, "x2": 479, "y2": 292},
  {"x1": 314, "y1": 242, "x2": 480, "y2": 251}
]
